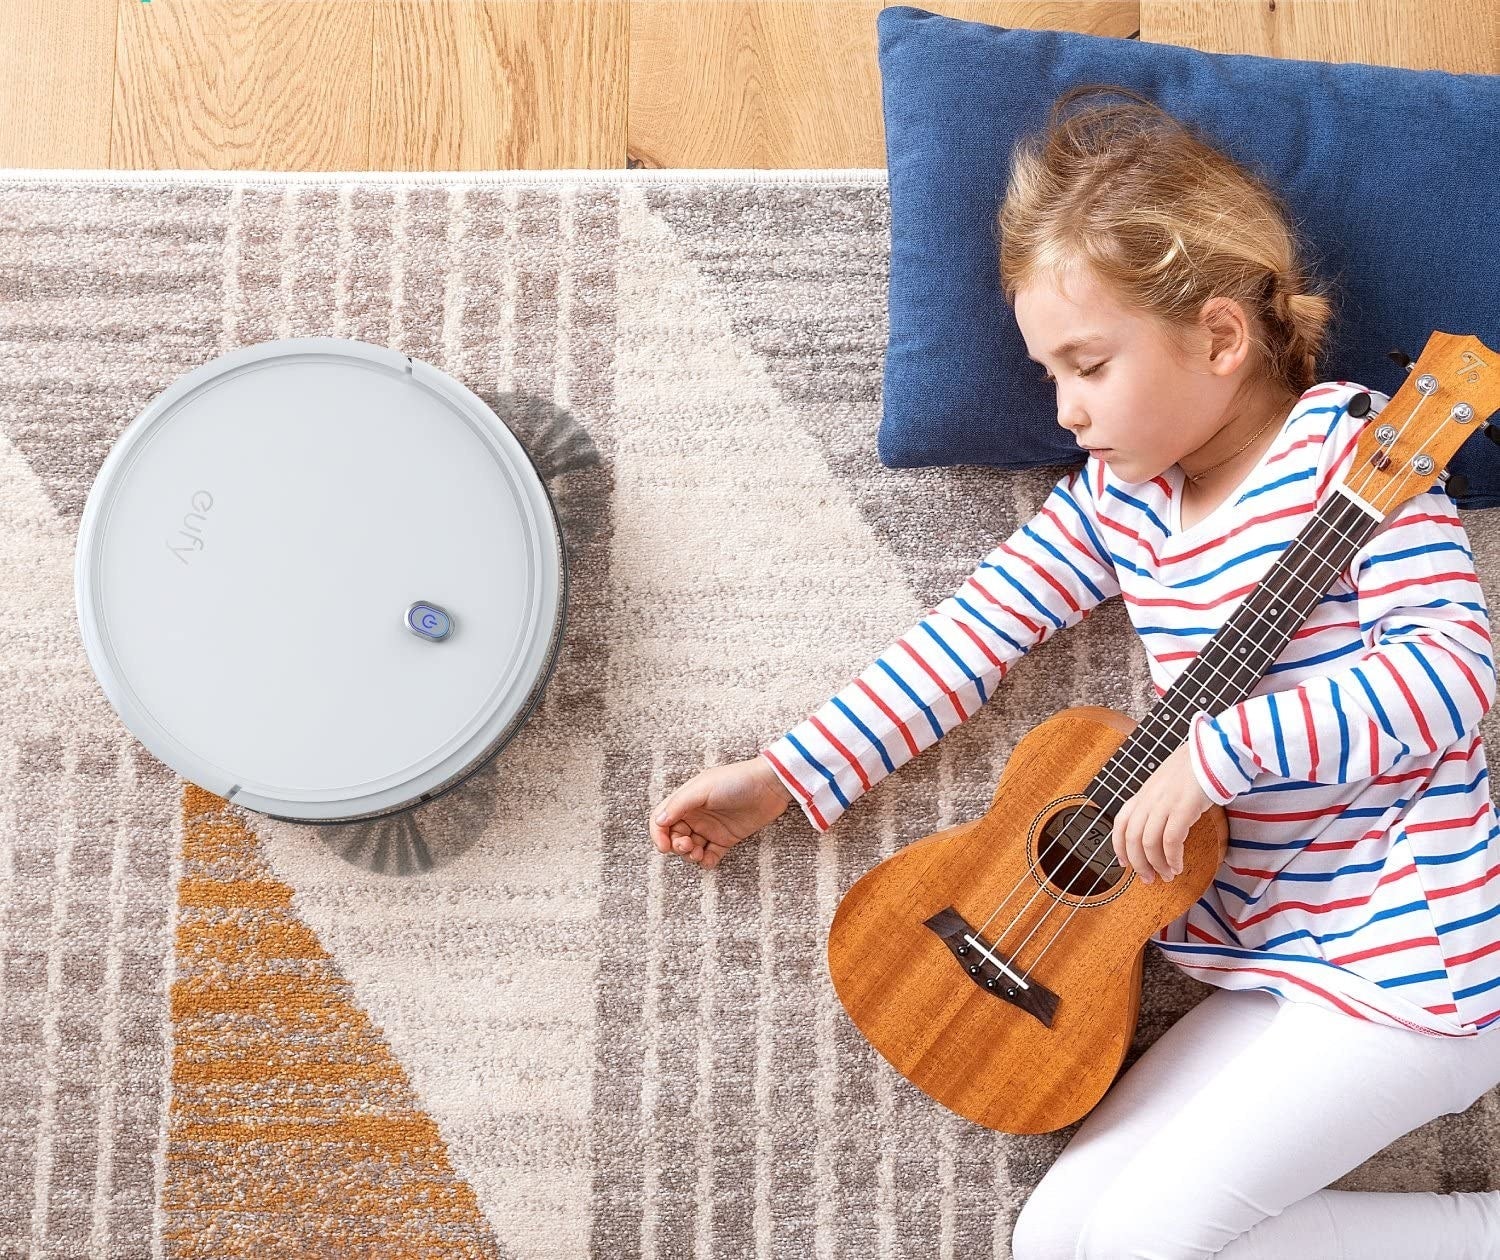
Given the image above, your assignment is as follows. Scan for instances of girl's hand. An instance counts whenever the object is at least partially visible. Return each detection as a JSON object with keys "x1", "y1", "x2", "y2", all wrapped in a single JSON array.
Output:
[
  {"x1": 1110, "y1": 742, "x2": 1214, "y2": 883},
  {"x1": 648, "y1": 756, "x2": 793, "y2": 870}
]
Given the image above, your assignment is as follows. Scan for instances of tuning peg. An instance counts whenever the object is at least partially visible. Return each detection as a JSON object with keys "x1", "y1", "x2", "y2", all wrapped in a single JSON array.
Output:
[
  {"x1": 1348, "y1": 391, "x2": 1372, "y2": 418},
  {"x1": 1438, "y1": 469, "x2": 1471, "y2": 497},
  {"x1": 1486, "y1": 422, "x2": 1500, "y2": 450},
  {"x1": 1386, "y1": 348, "x2": 1414, "y2": 372}
]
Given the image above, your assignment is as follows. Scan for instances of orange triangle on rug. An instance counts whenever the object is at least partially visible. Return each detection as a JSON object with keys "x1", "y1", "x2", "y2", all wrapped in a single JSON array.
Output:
[{"x1": 162, "y1": 784, "x2": 505, "y2": 1258}]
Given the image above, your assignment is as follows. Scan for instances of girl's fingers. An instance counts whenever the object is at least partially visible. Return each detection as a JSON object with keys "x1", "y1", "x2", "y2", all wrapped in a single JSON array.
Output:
[
  {"x1": 648, "y1": 810, "x2": 667, "y2": 851},
  {"x1": 1110, "y1": 802, "x2": 1132, "y2": 871},
  {"x1": 672, "y1": 829, "x2": 705, "y2": 861},
  {"x1": 1139, "y1": 805, "x2": 1174, "y2": 880},
  {"x1": 1163, "y1": 829, "x2": 1186, "y2": 878},
  {"x1": 650, "y1": 811, "x2": 709, "y2": 864},
  {"x1": 1125, "y1": 831, "x2": 1152, "y2": 884},
  {"x1": 1146, "y1": 820, "x2": 1180, "y2": 879},
  {"x1": 1142, "y1": 836, "x2": 1167, "y2": 880},
  {"x1": 1113, "y1": 802, "x2": 1187, "y2": 882},
  {"x1": 656, "y1": 818, "x2": 722, "y2": 869}
]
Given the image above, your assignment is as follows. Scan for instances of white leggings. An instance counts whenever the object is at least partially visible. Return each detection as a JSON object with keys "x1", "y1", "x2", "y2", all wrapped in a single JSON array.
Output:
[{"x1": 1010, "y1": 985, "x2": 1500, "y2": 1259}]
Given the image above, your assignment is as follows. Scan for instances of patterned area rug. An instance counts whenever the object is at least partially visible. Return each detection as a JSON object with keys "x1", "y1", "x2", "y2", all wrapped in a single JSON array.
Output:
[{"x1": 1, "y1": 167, "x2": 1498, "y2": 1259}]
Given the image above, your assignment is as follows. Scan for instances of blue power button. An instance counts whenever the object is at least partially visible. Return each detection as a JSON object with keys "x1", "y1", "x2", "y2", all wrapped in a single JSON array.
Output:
[{"x1": 406, "y1": 601, "x2": 454, "y2": 641}]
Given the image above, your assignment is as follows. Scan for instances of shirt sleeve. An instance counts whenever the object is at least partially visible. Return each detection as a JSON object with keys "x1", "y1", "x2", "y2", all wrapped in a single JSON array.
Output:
[
  {"x1": 1188, "y1": 444, "x2": 1497, "y2": 806},
  {"x1": 759, "y1": 459, "x2": 1120, "y2": 832}
]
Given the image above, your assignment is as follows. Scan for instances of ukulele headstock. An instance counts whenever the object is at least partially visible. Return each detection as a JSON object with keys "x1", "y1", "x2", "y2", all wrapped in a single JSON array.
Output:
[{"x1": 1342, "y1": 331, "x2": 1500, "y2": 520}]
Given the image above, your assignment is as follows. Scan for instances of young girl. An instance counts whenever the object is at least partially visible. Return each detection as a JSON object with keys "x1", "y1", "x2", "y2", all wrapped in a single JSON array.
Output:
[{"x1": 647, "y1": 85, "x2": 1500, "y2": 1257}]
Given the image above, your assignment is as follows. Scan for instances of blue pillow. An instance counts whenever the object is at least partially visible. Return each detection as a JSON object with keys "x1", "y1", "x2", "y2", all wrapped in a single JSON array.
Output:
[{"x1": 876, "y1": 5, "x2": 1500, "y2": 508}]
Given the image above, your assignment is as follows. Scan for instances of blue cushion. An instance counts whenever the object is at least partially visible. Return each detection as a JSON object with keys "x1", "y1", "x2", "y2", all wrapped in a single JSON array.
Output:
[{"x1": 876, "y1": 5, "x2": 1500, "y2": 508}]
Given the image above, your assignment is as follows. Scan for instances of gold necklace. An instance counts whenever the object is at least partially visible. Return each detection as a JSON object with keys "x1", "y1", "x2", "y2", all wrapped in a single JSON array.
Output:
[{"x1": 1183, "y1": 407, "x2": 1282, "y2": 484}]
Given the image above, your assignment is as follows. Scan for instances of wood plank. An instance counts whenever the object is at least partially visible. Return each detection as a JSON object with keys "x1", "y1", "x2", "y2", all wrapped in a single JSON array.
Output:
[
  {"x1": 112, "y1": 0, "x2": 373, "y2": 170},
  {"x1": 0, "y1": 0, "x2": 117, "y2": 168},
  {"x1": 1142, "y1": 0, "x2": 1500, "y2": 72},
  {"x1": 628, "y1": 2, "x2": 1139, "y2": 169},
  {"x1": 629, "y1": 0, "x2": 886, "y2": 169},
  {"x1": 368, "y1": 1, "x2": 629, "y2": 171},
  {"x1": 905, "y1": 0, "x2": 1140, "y2": 36}
]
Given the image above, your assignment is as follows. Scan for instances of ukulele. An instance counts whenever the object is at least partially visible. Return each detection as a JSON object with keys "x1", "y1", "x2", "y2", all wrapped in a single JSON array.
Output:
[{"x1": 826, "y1": 331, "x2": 1500, "y2": 1134}]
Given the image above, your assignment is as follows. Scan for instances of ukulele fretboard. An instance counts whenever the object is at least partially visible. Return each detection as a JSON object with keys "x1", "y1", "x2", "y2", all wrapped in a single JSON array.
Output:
[{"x1": 1088, "y1": 485, "x2": 1384, "y2": 815}]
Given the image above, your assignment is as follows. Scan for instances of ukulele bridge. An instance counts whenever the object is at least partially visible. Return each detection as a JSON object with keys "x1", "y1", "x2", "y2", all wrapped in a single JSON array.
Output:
[{"x1": 924, "y1": 906, "x2": 1061, "y2": 1028}]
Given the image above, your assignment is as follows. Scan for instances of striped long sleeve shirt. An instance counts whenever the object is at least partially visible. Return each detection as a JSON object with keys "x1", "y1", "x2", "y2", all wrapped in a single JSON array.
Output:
[{"x1": 759, "y1": 381, "x2": 1500, "y2": 1038}]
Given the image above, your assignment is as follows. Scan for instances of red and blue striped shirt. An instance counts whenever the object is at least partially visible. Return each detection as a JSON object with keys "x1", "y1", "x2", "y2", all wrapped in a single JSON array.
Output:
[{"x1": 760, "y1": 381, "x2": 1500, "y2": 1038}]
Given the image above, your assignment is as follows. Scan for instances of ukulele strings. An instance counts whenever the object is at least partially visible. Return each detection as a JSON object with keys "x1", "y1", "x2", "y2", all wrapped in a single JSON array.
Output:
[{"x1": 965, "y1": 390, "x2": 1446, "y2": 990}]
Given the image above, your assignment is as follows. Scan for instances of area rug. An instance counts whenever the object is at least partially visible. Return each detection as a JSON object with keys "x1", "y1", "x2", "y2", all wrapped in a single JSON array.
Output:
[{"x1": 1, "y1": 166, "x2": 1497, "y2": 1259}]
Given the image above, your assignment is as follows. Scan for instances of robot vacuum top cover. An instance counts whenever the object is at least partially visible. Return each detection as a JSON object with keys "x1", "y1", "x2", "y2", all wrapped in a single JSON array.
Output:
[{"x1": 75, "y1": 337, "x2": 567, "y2": 824}]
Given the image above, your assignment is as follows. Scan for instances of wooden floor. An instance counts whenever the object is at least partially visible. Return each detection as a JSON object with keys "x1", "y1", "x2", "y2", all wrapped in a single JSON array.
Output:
[{"x1": 1, "y1": 1, "x2": 1496, "y2": 171}]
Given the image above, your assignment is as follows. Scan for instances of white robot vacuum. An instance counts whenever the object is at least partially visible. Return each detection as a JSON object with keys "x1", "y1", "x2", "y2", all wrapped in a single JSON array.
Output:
[{"x1": 74, "y1": 337, "x2": 568, "y2": 826}]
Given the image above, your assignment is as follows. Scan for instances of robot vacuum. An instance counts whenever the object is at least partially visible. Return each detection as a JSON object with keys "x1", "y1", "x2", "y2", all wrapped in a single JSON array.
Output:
[{"x1": 74, "y1": 337, "x2": 568, "y2": 825}]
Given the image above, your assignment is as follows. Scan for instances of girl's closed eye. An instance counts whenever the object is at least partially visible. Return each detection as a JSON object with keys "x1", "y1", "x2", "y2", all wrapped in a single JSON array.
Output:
[{"x1": 1041, "y1": 361, "x2": 1106, "y2": 384}]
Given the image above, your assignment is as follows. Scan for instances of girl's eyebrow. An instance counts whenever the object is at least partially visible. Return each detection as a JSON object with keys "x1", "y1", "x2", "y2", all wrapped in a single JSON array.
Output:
[{"x1": 1028, "y1": 333, "x2": 1106, "y2": 363}]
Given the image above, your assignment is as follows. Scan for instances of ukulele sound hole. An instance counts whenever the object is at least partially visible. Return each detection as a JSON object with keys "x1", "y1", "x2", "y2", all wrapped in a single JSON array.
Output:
[{"x1": 1036, "y1": 802, "x2": 1125, "y2": 897}]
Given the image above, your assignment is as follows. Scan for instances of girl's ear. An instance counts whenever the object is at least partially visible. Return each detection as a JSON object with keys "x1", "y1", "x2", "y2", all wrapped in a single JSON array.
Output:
[{"x1": 1198, "y1": 295, "x2": 1253, "y2": 376}]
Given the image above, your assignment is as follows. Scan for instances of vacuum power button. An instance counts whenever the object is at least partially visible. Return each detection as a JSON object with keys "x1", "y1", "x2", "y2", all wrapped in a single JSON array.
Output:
[{"x1": 406, "y1": 601, "x2": 454, "y2": 641}]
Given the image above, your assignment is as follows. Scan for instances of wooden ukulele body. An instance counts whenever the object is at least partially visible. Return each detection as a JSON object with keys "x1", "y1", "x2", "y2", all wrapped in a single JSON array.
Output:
[{"x1": 826, "y1": 704, "x2": 1229, "y2": 1134}]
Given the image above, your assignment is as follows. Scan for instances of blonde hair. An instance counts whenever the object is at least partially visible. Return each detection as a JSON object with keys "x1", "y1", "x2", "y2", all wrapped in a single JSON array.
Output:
[{"x1": 996, "y1": 84, "x2": 1339, "y2": 400}]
